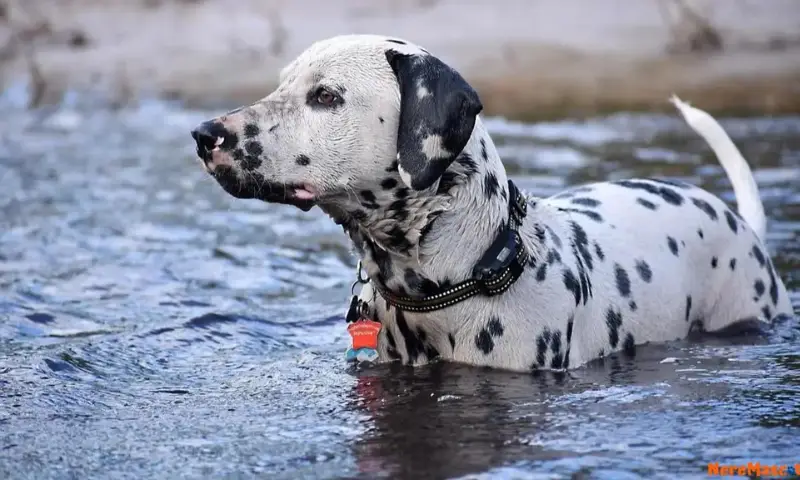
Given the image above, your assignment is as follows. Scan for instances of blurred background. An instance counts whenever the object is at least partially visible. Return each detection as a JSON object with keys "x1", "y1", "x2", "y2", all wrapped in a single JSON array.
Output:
[
  {"x1": 1, "y1": 1, "x2": 799, "y2": 479},
  {"x1": 1, "y1": 0, "x2": 799, "y2": 118}
]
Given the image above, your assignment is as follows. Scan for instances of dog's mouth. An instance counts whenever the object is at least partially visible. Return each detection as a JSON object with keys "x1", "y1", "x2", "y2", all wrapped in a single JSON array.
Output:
[{"x1": 210, "y1": 166, "x2": 317, "y2": 212}]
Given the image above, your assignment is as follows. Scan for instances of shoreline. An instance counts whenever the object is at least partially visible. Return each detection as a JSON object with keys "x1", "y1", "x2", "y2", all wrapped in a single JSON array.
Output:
[{"x1": 2, "y1": 0, "x2": 799, "y2": 120}]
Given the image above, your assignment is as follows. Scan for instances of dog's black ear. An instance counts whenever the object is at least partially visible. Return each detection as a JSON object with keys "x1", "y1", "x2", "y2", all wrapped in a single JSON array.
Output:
[{"x1": 385, "y1": 50, "x2": 483, "y2": 191}]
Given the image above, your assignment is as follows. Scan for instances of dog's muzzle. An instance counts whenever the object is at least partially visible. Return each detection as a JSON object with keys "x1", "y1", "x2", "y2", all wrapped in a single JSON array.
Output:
[{"x1": 190, "y1": 122, "x2": 316, "y2": 212}]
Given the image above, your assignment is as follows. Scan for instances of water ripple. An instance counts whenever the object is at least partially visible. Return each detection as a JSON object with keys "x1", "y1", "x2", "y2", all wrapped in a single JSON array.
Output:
[{"x1": 0, "y1": 95, "x2": 798, "y2": 479}]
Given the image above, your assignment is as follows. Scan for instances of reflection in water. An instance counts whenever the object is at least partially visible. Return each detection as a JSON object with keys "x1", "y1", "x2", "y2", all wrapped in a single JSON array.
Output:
[
  {"x1": 0, "y1": 92, "x2": 798, "y2": 478},
  {"x1": 347, "y1": 330, "x2": 799, "y2": 478}
]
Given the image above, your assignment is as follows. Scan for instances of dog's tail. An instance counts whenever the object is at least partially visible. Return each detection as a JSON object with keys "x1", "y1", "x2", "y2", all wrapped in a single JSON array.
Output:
[{"x1": 669, "y1": 95, "x2": 766, "y2": 241}]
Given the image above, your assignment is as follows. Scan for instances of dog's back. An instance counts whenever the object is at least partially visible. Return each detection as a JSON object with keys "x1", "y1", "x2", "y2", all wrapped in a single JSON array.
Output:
[{"x1": 537, "y1": 98, "x2": 793, "y2": 366}]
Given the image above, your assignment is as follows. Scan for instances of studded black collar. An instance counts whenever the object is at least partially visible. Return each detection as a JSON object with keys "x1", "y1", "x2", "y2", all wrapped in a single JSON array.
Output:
[{"x1": 365, "y1": 179, "x2": 529, "y2": 313}]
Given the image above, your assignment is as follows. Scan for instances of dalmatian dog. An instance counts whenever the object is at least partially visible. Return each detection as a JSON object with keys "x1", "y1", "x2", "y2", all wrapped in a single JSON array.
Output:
[{"x1": 190, "y1": 34, "x2": 794, "y2": 372}]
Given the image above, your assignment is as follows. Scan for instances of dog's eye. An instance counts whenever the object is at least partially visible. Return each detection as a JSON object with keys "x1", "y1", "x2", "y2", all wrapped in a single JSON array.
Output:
[{"x1": 316, "y1": 88, "x2": 338, "y2": 106}]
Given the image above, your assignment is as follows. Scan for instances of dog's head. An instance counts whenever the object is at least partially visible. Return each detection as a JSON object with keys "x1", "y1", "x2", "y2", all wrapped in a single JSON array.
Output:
[{"x1": 190, "y1": 34, "x2": 483, "y2": 212}]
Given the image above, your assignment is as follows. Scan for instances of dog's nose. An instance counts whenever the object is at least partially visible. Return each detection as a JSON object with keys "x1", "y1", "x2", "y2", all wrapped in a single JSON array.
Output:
[
  {"x1": 191, "y1": 123, "x2": 221, "y2": 153},
  {"x1": 192, "y1": 120, "x2": 225, "y2": 152}
]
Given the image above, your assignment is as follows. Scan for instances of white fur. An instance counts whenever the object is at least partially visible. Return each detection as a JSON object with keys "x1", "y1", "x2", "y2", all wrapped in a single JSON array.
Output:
[
  {"x1": 669, "y1": 95, "x2": 766, "y2": 241},
  {"x1": 194, "y1": 35, "x2": 794, "y2": 372}
]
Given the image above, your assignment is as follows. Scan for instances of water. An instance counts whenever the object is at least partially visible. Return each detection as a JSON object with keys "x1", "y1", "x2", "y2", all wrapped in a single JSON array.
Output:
[{"x1": 0, "y1": 88, "x2": 798, "y2": 480}]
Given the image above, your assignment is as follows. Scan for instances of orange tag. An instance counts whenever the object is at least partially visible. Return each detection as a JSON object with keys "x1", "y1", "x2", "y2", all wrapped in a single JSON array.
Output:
[{"x1": 347, "y1": 319, "x2": 382, "y2": 350}]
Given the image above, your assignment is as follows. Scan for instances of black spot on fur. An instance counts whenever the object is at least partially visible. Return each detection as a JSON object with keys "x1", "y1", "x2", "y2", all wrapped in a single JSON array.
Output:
[
  {"x1": 396, "y1": 310, "x2": 424, "y2": 363},
  {"x1": 244, "y1": 140, "x2": 262, "y2": 157},
  {"x1": 566, "y1": 316, "x2": 574, "y2": 344},
  {"x1": 380, "y1": 177, "x2": 398, "y2": 190},
  {"x1": 697, "y1": 229, "x2": 704, "y2": 239},
  {"x1": 711, "y1": 257, "x2": 718, "y2": 268},
  {"x1": 550, "y1": 330, "x2": 563, "y2": 369},
  {"x1": 636, "y1": 198, "x2": 658, "y2": 210},
  {"x1": 635, "y1": 260, "x2": 652, "y2": 283},
  {"x1": 667, "y1": 236, "x2": 679, "y2": 256},
  {"x1": 762, "y1": 305, "x2": 772, "y2": 321},
  {"x1": 379, "y1": 116, "x2": 385, "y2": 124},
  {"x1": 488, "y1": 317, "x2": 504, "y2": 337},
  {"x1": 571, "y1": 197, "x2": 601, "y2": 207},
  {"x1": 754, "y1": 279, "x2": 765, "y2": 298},
  {"x1": 570, "y1": 221, "x2": 594, "y2": 271},
  {"x1": 629, "y1": 300, "x2": 638, "y2": 311},
  {"x1": 232, "y1": 148, "x2": 245, "y2": 162},
  {"x1": 545, "y1": 226, "x2": 563, "y2": 250},
  {"x1": 403, "y1": 269, "x2": 439, "y2": 297},
  {"x1": 418, "y1": 328, "x2": 439, "y2": 360},
  {"x1": 366, "y1": 242, "x2": 393, "y2": 285},
  {"x1": 456, "y1": 153, "x2": 479, "y2": 177},
  {"x1": 480, "y1": 138, "x2": 488, "y2": 161},
  {"x1": 614, "y1": 264, "x2": 632, "y2": 297},
  {"x1": 448, "y1": 333, "x2": 456, "y2": 350},
  {"x1": 724, "y1": 210, "x2": 738, "y2": 234},
  {"x1": 547, "y1": 249, "x2": 562, "y2": 265},
  {"x1": 389, "y1": 199, "x2": 408, "y2": 221},
  {"x1": 536, "y1": 263, "x2": 548, "y2": 282},
  {"x1": 425, "y1": 344, "x2": 440, "y2": 361},
  {"x1": 649, "y1": 178, "x2": 693, "y2": 189},
  {"x1": 475, "y1": 329, "x2": 494, "y2": 355},
  {"x1": 268, "y1": 124, "x2": 278, "y2": 133},
  {"x1": 535, "y1": 225, "x2": 546, "y2": 244},
  {"x1": 386, "y1": 39, "x2": 406, "y2": 45},
  {"x1": 614, "y1": 179, "x2": 684, "y2": 206},
  {"x1": 536, "y1": 329, "x2": 551, "y2": 366},
  {"x1": 563, "y1": 269, "x2": 581, "y2": 306},
  {"x1": 295, "y1": 154, "x2": 311, "y2": 166},
  {"x1": 387, "y1": 226, "x2": 412, "y2": 252},
  {"x1": 766, "y1": 261, "x2": 779, "y2": 306},
  {"x1": 622, "y1": 333, "x2": 636, "y2": 358},
  {"x1": 386, "y1": 160, "x2": 398, "y2": 173},
  {"x1": 394, "y1": 187, "x2": 410, "y2": 200},
  {"x1": 751, "y1": 244, "x2": 766, "y2": 268},
  {"x1": 360, "y1": 190, "x2": 380, "y2": 209},
  {"x1": 243, "y1": 123, "x2": 260, "y2": 138},
  {"x1": 562, "y1": 208, "x2": 604, "y2": 222},
  {"x1": 606, "y1": 308, "x2": 622, "y2": 348},
  {"x1": 483, "y1": 171, "x2": 500, "y2": 199},
  {"x1": 685, "y1": 295, "x2": 692, "y2": 322},
  {"x1": 729, "y1": 258, "x2": 737, "y2": 271},
  {"x1": 385, "y1": 330, "x2": 401, "y2": 361},
  {"x1": 240, "y1": 154, "x2": 261, "y2": 171},
  {"x1": 575, "y1": 260, "x2": 592, "y2": 307},
  {"x1": 691, "y1": 197, "x2": 718, "y2": 221},
  {"x1": 594, "y1": 242, "x2": 605, "y2": 261}
]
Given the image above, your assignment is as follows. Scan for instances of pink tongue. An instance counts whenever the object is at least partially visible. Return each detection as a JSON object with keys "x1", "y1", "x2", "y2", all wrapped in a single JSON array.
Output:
[{"x1": 293, "y1": 188, "x2": 315, "y2": 200}]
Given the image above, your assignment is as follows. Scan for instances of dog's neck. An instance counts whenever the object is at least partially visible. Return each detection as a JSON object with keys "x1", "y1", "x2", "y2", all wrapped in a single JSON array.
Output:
[{"x1": 321, "y1": 119, "x2": 510, "y2": 297}]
